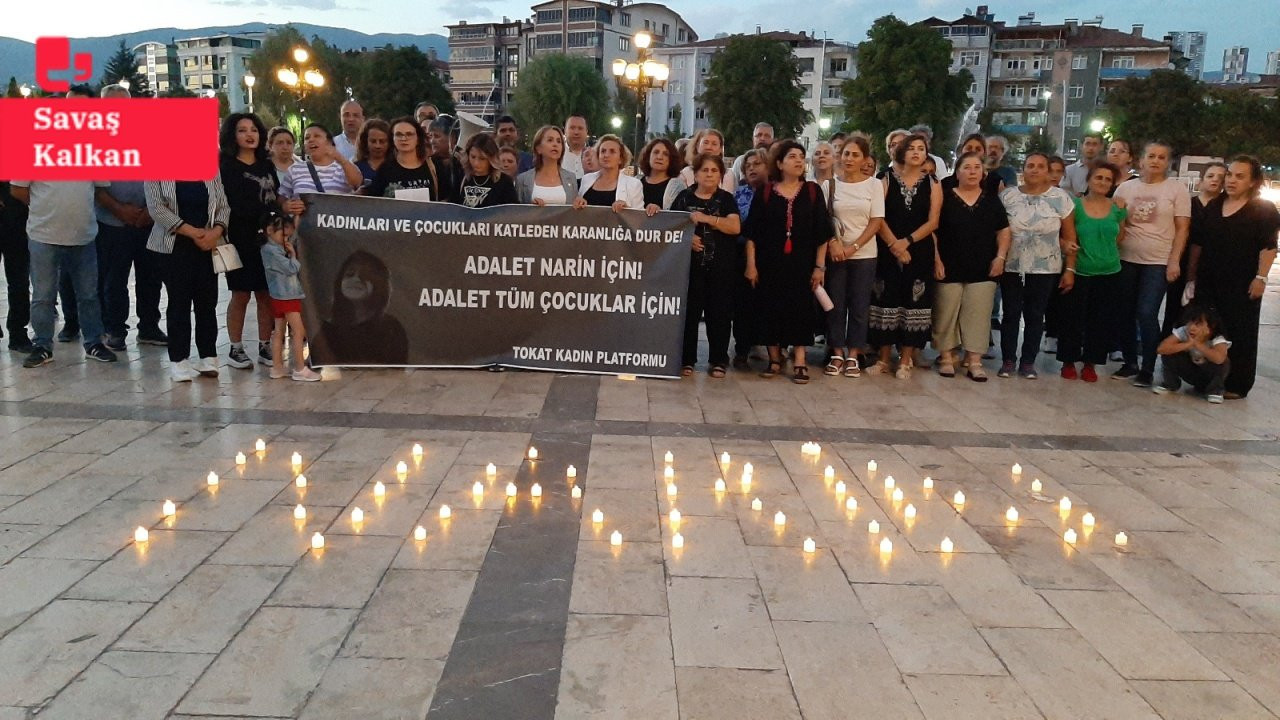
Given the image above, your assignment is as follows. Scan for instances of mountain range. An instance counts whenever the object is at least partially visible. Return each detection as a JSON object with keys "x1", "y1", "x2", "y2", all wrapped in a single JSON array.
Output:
[{"x1": 0, "y1": 23, "x2": 448, "y2": 86}]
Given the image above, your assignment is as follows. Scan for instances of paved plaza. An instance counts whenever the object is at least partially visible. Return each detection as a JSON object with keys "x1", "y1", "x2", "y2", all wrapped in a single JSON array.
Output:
[{"x1": 0, "y1": 280, "x2": 1278, "y2": 720}]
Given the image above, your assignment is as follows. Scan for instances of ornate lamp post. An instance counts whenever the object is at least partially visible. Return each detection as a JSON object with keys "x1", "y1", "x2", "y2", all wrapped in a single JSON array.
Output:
[
  {"x1": 276, "y1": 47, "x2": 325, "y2": 132},
  {"x1": 611, "y1": 31, "x2": 668, "y2": 164},
  {"x1": 244, "y1": 72, "x2": 255, "y2": 113}
]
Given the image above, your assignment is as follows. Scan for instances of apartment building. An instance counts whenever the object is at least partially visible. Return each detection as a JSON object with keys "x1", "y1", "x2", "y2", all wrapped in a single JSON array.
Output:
[
  {"x1": 132, "y1": 41, "x2": 180, "y2": 94},
  {"x1": 175, "y1": 32, "x2": 264, "y2": 111},
  {"x1": 1165, "y1": 30, "x2": 1207, "y2": 79},
  {"x1": 1223, "y1": 46, "x2": 1249, "y2": 83},
  {"x1": 922, "y1": 5, "x2": 998, "y2": 108},
  {"x1": 445, "y1": 18, "x2": 529, "y2": 122},
  {"x1": 526, "y1": 0, "x2": 696, "y2": 76}
]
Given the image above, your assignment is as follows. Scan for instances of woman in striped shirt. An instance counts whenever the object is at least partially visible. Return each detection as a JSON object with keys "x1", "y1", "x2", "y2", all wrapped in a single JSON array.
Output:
[{"x1": 279, "y1": 124, "x2": 362, "y2": 215}]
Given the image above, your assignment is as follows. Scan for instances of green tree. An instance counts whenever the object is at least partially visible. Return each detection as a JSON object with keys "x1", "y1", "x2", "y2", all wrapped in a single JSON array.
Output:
[
  {"x1": 1104, "y1": 70, "x2": 1210, "y2": 154},
  {"x1": 842, "y1": 16, "x2": 972, "y2": 154},
  {"x1": 510, "y1": 54, "x2": 611, "y2": 143},
  {"x1": 247, "y1": 27, "x2": 347, "y2": 130},
  {"x1": 353, "y1": 45, "x2": 452, "y2": 120},
  {"x1": 1203, "y1": 87, "x2": 1280, "y2": 162},
  {"x1": 99, "y1": 39, "x2": 150, "y2": 96},
  {"x1": 700, "y1": 34, "x2": 809, "y2": 153},
  {"x1": 159, "y1": 85, "x2": 196, "y2": 98},
  {"x1": 5, "y1": 77, "x2": 19, "y2": 98}
]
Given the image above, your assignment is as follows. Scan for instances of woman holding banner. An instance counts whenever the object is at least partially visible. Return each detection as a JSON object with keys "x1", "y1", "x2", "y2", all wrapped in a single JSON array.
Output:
[
  {"x1": 516, "y1": 126, "x2": 577, "y2": 206},
  {"x1": 743, "y1": 140, "x2": 834, "y2": 384},
  {"x1": 638, "y1": 138, "x2": 685, "y2": 212},
  {"x1": 575, "y1": 135, "x2": 644, "y2": 212}
]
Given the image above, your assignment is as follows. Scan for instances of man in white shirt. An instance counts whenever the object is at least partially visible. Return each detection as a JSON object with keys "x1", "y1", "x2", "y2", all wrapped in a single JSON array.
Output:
[
  {"x1": 731, "y1": 122, "x2": 775, "y2": 177},
  {"x1": 1061, "y1": 132, "x2": 1104, "y2": 195},
  {"x1": 562, "y1": 115, "x2": 589, "y2": 178},
  {"x1": 333, "y1": 100, "x2": 364, "y2": 162},
  {"x1": 908, "y1": 124, "x2": 949, "y2": 178}
]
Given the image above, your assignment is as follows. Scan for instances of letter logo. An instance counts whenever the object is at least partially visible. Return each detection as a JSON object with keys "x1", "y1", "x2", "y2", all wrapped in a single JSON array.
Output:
[{"x1": 35, "y1": 37, "x2": 93, "y2": 94}]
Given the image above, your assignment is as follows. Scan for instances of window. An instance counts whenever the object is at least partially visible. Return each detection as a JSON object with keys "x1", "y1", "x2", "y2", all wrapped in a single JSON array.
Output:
[
  {"x1": 970, "y1": 82, "x2": 978, "y2": 94},
  {"x1": 825, "y1": 84, "x2": 841, "y2": 99},
  {"x1": 958, "y1": 50, "x2": 980, "y2": 67},
  {"x1": 668, "y1": 106, "x2": 679, "y2": 120},
  {"x1": 1112, "y1": 56, "x2": 1135, "y2": 68},
  {"x1": 536, "y1": 33, "x2": 563, "y2": 49},
  {"x1": 1029, "y1": 85, "x2": 1050, "y2": 99},
  {"x1": 1067, "y1": 139, "x2": 1079, "y2": 153},
  {"x1": 619, "y1": 12, "x2": 630, "y2": 27},
  {"x1": 536, "y1": 9, "x2": 561, "y2": 23},
  {"x1": 598, "y1": 8, "x2": 611, "y2": 23},
  {"x1": 661, "y1": 23, "x2": 669, "y2": 38},
  {"x1": 643, "y1": 19, "x2": 650, "y2": 30},
  {"x1": 1031, "y1": 56, "x2": 1052, "y2": 70},
  {"x1": 508, "y1": 70, "x2": 518, "y2": 88},
  {"x1": 1004, "y1": 86, "x2": 1025, "y2": 99},
  {"x1": 1071, "y1": 54, "x2": 1087, "y2": 69},
  {"x1": 619, "y1": 37, "x2": 630, "y2": 52},
  {"x1": 796, "y1": 57, "x2": 814, "y2": 73},
  {"x1": 673, "y1": 55, "x2": 686, "y2": 69},
  {"x1": 668, "y1": 80, "x2": 683, "y2": 95},
  {"x1": 695, "y1": 107, "x2": 705, "y2": 119},
  {"x1": 1066, "y1": 112, "x2": 1081, "y2": 127},
  {"x1": 567, "y1": 7, "x2": 594, "y2": 21},
  {"x1": 567, "y1": 31, "x2": 598, "y2": 48},
  {"x1": 830, "y1": 57, "x2": 848, "y2": 73},
  {"x1": 678, "y1": 28, "x2": 686, "y2": 42},
  {"x1": 1069, "y1": 84, "x2": 1084, "y2": 98},
  {"x1": 1006, "y1": 59, "x2": 1026, "y2": 71}
]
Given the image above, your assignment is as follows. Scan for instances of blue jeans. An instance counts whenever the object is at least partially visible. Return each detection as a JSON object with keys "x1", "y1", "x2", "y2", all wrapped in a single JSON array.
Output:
[
  {"x1": 96, "y1": 222, "x2": 163, "y2": 339},
  {"x1": 29, "y1": 240, "x2": 104, "y2": 351},
  {"x1": 1119, "y1": 261, "x2": 1167, "y2": 374}
]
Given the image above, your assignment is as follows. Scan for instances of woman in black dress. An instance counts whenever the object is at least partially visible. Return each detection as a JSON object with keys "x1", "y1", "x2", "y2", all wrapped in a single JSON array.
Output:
[
  {"x1": 1187, "y1": 156, "x2": 1279, "y2": 399},
  {"x1": 869, "y1": 133, "x2": 942, "y2": 378},
  {"x1": 743, "y1": 140, "x2": 834, "y2": 383},
  {"x1": 218, "y1": 113, "x2": 278, "y2": 369}
]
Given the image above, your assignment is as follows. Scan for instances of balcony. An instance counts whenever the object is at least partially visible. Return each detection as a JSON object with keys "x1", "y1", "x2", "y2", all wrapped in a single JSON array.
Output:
[
  {"x1": 990, "y1": 65, "x2": 1050, "y2": 80},
  {"x1": 993, "y1": 39, "x2": 1062, "y2": 51},
  {"x1": 992, "y1": 96, "x2": 1038, "y2": 109},
  {"x1": 1099, "y1": 67, "x2": 1155, "y2": 80}
]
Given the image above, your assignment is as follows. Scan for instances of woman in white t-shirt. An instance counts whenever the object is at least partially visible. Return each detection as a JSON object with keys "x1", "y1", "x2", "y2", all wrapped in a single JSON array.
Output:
[
  {"x1": 821, "y1": 135, "x2": 884, "y2": 377},
  {"x1": 278, "y1": 124, "x2": 361, "y2": 214},
  {"x1": 1111, "y1": 141, "x2": 1191, "y2": 387}
]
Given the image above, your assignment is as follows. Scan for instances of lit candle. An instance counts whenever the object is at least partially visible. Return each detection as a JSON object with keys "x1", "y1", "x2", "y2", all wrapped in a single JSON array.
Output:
[
  {"x1": 867, "y1": 459, "x2": 878, "y2": 473},
  {"x1": 740, "y1": 475, "x2": 751, "y2": 491},
  {"x1": 845, "y1": 497, "x2": 858, "y2": 511},
  {"x1": 773, "y1": 511, "x2": 786, "y2": 526},
  {"x1": 412, "y1": 443, "x2": 424, "y2": 458},
  {"x1": 567, "y1": 465, "x2": 577, "y2": 479},
  {"x1": 1082, "y1": 512, "x2": 1096, "y2": 527},
  {"x1": 414, "y1": 525, "x2": 427, "y2": 541},
  {"x1": 1115, "y1": 531, "x2": 1128, "y2": 546},
  {"x1": 162, "y1": 500, "x2": 176, "y2": 517},
  {"x1": 592, "y1": 509, "x2": 604, "y2": 524},
  {"x1": 669, "y1": 508, "x2": 681, "y2": 524},
  {"x1": 751, "y1": 497, "x2": 763, "y2": 511},
  {"x1": 868, "y1": 519, "x2": 880, "y2": 534},
  {"x1": 351, "y1": 507, "x2": 364, "y2": 524},
  {"x1": 506, "y1": 482, "x2": 517, "y2": 497},
  {"x1": 835, "y1": 480, "x2": 847, "y2": 495},
  {"x1": 824, "y1": 465, "x2": 835, "y2": 481},
  {"x1": 531, "y1": 483, "x2": 542, "y2": 498},
  {"x1": 884, "y1": 475, "x2": 895, "y2": 490},
  {"x1": 904, "y1": 504, "x2": 917, "y2": 519},
  {"x1": 295, "y1": 474, "x2": 307, "y2": 488},
  {"x1": 1059, "y1": 497, "x2": 1072, "y2": 513},
  {"x1": 206, "y1": 471, "x2": 219, "y2": 487},
  {"x1": 291, "y1": 503, "x2": 306, "y2": 520},
  {"x1": 880, "y1": 537, "x2": 893, "y2": 554},
  {"x1": 743, "y1": 462, "x2": 754, "y2": 476},
  {"x1": 255, "y1": 438, "x2": 266, "y2": 453},
  {"x1": 235, "y1": 452, "x2": 246, "y2": 466},
  {"x1": 720, "y1": 451, "x2": 730, "y2": 465},
  {"x1": 953, "y1": 490, "x2": 966, "y2": 507},
  {"x1": 1005, "y1": 506, "x2": 1019, "y2": 523},
  {"x1": 527, "y1": 447, "x2": 538, "y2": 461},
  {"x1": 810, "y1": 442, "x2": 821, "y2": 456},
  {"x1": 473, "y1": 481, "x2": 484, "y2": 496},
  {"x1": 311, "y1": 532, "x2": 324, "y2": 549},
  {"x1": 940, "y1": 537, "x2": 954, "y2": 553},
  {"x1": 1031, "y1": 478, "x2": 1043, "y2": 493},
  {"x1": 571, "y1": 485, "x2": 582, "y2": 499},
  {"x1": 610, "y1": 530, "x2": 622, "y2": 546},
  {"x1": 439, "y1": 505, "x2": 451, "y2": 519},
  {"x1": 664, "y1": 450, "x2": 674, "y2": 464},
  {"x1": 803, "y1": 537, "x2": 816, "y2": 553},
  {"x1": 1012, "y1": 463, "x2": 1023, "y2": 476},
  {"x1": 133, "y1": 526, "x2": 149, "y2": 543},
  {"x1": 374, "y1": 481, "x2": 386, "y2": 498},
  {"x1": 923, "y1": 476, "x2": 934, "y2": 490},
  {"x1": 291, "y1": 451, "x2": 302, "y2": 467},
  {"x1": 663, "y1": 466, "x2": 674, "y2": 480},
  {"x1": 666, "y1": 483, "x2": 677, "y2": 497},
  {"x1": 395, "y1": 461, "x2": 408, "y2": 476},
  {"x1": 486, "y1": 463, "x2": 497, "y2": 477},
  {"x1": 892, "y1": 488, "x2": 904, "y2": 503},
  {"x1": 714, "y1": 478, "x2": 727, "y2": 492},
  {"x1": 672, "y1": 532, "x2": 684, "y2": 549},
  {"x1": 1064, "y1": 528, "x2": 1078, "y2": 544}
]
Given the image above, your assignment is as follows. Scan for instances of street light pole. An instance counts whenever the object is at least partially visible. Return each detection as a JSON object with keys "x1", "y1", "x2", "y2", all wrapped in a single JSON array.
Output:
[
  {"x1": 276, "y1": 47, "x2": 325, "y2": 141},
  {"x1": 611, "y1": 31, "x2": 669, "y2": 167},
  {"x1": 244, "y1": 72, "x2": 256, "y2": 114}
]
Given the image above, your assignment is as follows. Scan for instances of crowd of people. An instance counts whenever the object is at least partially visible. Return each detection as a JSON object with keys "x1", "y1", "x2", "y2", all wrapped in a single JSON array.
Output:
[{"x1": 1, "y1": 85, "x2": 1277, "y2": 402}]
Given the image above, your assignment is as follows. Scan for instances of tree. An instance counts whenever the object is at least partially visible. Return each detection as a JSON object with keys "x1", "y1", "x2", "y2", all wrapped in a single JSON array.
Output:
[
  {"x1": 510, "y1": 54, "x2": 611, "y2": 143},
  {"x1": 5, "y1": 77, "x2": 20, "y2": 98},
  {"x1": 159, "y1": 85, "x2": 196, "y2": 98},
  {"x1": 842, "y1": 16, "x2": 972, "y2": 155},
  {"x1": 355, "y1": 45, "x2": 452, "y2": 121},
  {"x1": 1204, "y1": 87, "x2": 1280, "y2": 162},
  {"x1": 1104, "y1": 70, "x2": 1211, "y2": 154},
  {"x1": 99, "y1": 39, "x2": 150, "y2": 96},
  {"x1": 247, "y1": 27, "x2": 348, "y2": 130},
  {"x1": 700, "y1": 34, "x2": 809, "y2": 153}
]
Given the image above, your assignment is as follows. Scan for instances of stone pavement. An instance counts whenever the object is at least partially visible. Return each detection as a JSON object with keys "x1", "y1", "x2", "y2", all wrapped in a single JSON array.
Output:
[{"x1": 0, "y1": 279, "x2": 1278, "y2": 719}]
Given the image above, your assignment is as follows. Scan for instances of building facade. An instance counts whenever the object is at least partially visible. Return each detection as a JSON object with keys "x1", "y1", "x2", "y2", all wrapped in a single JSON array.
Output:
[
  {"x1": 923, "y1": 5, "x2": 998, "y2": 109},
  {"x1": 1223, "y1": 46, "x2": 1249, "y2": 83},
  {"x1": 526, "y1": 0, "x2": 696, "y2": 78},
  {"x1": 445, "y1": 18, "x2": 528, "y2": 122},
  {"x1": 175, "y1": 32, "x2": 264, "y2": 111},
  {"x1": 1165, "y1": 30, "x2": 1207, "y2": 79},
  {"x1": 132, "y1": 41, "x2": 180, "y2": 94},
  {"x1": 1265, "y1": 50, "x2": 1280, "y2": 76}
]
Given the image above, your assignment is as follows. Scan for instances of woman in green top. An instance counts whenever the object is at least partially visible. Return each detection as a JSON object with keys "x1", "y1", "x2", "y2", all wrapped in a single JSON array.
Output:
[{"x1": 1058, "y1": 162, "x2": 1127, "y2": 382}]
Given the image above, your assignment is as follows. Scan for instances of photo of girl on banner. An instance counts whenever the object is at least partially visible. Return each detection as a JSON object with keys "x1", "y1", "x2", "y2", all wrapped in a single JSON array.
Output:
[{"x1": 309, "y1": 250, "x2": 409, "y2": 365}]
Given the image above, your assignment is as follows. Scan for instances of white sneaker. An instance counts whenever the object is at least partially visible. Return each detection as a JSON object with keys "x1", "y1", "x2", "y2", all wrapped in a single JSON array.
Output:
[
  {"x1": 170, "y1": 359, "x2": 198, "y2": 382},
  {"x1": 1207, "y1": 394, "x2": 1224, "y2": 404},
  {"x1": 292, "y1": 368, "x2": 322, "y2": 382},
  {"x1": 192, "y1": 357, "x2": 219, "y2": 377},
  {"x1": 895, "y1": 362, "x2": 914, "y2": 380}
]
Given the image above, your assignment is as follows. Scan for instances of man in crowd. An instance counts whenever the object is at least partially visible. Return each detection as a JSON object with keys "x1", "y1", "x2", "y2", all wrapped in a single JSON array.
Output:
[
  {"x1": 495, "y1": 115, "x2": 535, "y2": 174},
  {"x1": 414, "y1": 102, "x2": 439, "y2": 126},
  {"x1": 731, "y1": 122, "x2": 774, "y2": 176},
  {"x1": 0, "y1": 180, "x2": 34, "y2": 353},
  {"x1": 333, "y1": 99, "x2": 365, "y2": 161},
  {"x1": 427, "y1": 117, "x2": 463, "y2": 203},
  {"x1": 95, "y1": 83, "x2": 165, "y2": 351},
  {"x1": 563, "y1": 114, "x2": 589, "y2": 178},
  {"x1": 984, "y1": 135, "x2": 1018, "y2": 188},
  {"x1": 909, "y1": 123, "x2": 950, "y2": 177},
  {"x1": 54, "y1": 84, "x2": 96, "y2": 343},
  {"x1": 1062, "y1": 132, "x2": 1104, "y2": 195}
]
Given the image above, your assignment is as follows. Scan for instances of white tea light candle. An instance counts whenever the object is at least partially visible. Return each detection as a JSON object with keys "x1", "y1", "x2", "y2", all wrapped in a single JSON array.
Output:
[
  {"x1": 867, "y1": 459, "x2": 877, "y2": 473},
  {"x1": 291, "y1": 452, "x2": 302, "y2": 467},
  {"x1": 1005, "y1": 507, "x2": 1019, "y2": 523},
  {"x1": 414, "y1": 525, "x2": 427, "y2": 541},
  {"x1": 295, "y1": 474, "x2": 307, "y2": 488},
  {"x1": 439, "y1": 505, "x2": 452, "y2": 519},
  {"x1": 714, "y1": 479, "x2": 727, "y2": 492},
  {"x1": 666, "y1": 483, "x2": 677, "y2": 497},
  {"x1": 395, "y1": 461, "x2": 408, "y2": 475},
  {"x1": 1059, "y1": 497, "x2": 1072, "y2": 512},
  {"x1": 1012, "y1": 463, "x2": 1023, "y2": 476},
  {"x1": 1031, "y1": 478, "x2": 1043, "y2": 493},
  {"x1": 567, "y1": 465, "x2": 577, "y2": 479},
  {"x1": 133, "y1": 526, "x2": 149, "y2": 543},
  {"x1": 774, "y1": 511, "x2": 786, "y2": 526},
  {"x1": 751, "y1": 497, "x2": 763, "y2": 511},
  {"x1": 835, "y1": 480, "x2": 846, "y2": 495},
  {"x1": 953, "y1": 490, "x2": 966, "y2": 506},
  {"x1": 374, "y1": 481, "x2": 386, "y2": 497},
  {"x1": 845, "y1": 496, "x2": 858, "y2": 511},
  {"x1": 162, "y1": 500, "x2": 176, "y2": 517},
  {"x1": 206, "y1": 471, "x2": 219, "y2": 487},
  {"x1": 311, "y1": 532, "x2": 324, "y2": 549},
  {"x1": 527, "y1": 447, "x2": 538, "y2": 461},
  {"x1": 1082, "y1": 512, "x2": 1096, "y2": 527},
  {"x1": 880, "y1": 537, "x2": 893, "y2": 554},
  {"x1": 904, "y1": 504, "x2": 917, "y2": 519},
  {"x1": 884, "y1": 475, "x2": 895, "y2": 490},
  {"x1": 255, "y1": 438, "x2": 266, "y2": 453},
  {"x1": 571, "y1": 485, "x2": 582, "y2": 499},
  {"x1": 473, "y1": 481, "x2": 484, "y2": 496},
  {"x1": 1064, "y1": 528, "x2": 1078, "y2": 544},
  {"x1": 486, "y1": 463, "x2": 497, "y2": 477},
  {"x1": 803, "y1": 537, "x2": 816, "y2": 553},
  {"x1": 940, "y1": 537, "x2": 954, "y2": 553},
  {"x1": 506, "y1": 482, "x2": 517, "y2": 497},
  {"x1": 293, "y1": 504, "x2": 306, "y2": 520},
  {"x1": 892, "y1": 488, "x2": 904, "y2": 503},
  {"x1": 664, "y1": 450, "x2": 674, "y2": 464},
  {"x1": 923, "y1": 477, "x2": 934, "y2": 490},
  {"x1": 592, "y1": 509, "x2": 604, "y2": 524},
  {"x1": 669, "y1": 509, "x2": 681, "y2": 524},
  {"x1": 412, "y1": 443, "x2": 423, "y2": 458},
  {"x1": 235, "y1": 452, "x2": 246, "y2": 466},
  {"x1": 868, "y1": 519, "x2": 880, "y2": 534},
  {"x1": 351, "y1": 507, "x2": 364, "y2": 524},
  {"x1": 610, "y1": 530, "x2": 622, "y2": 546},
  {"x1": 720, "y1": 452, "x2": 730, "y2": 465},
  {"x1": 1115, "y1": 531, "x2": 1128, "y2": 546},
  {"x1": 672, "y1": 532, "x2": 684, "y2": 549},
  {"x1": 531, "y1": 483, "x2": 542, "y2": 498}
]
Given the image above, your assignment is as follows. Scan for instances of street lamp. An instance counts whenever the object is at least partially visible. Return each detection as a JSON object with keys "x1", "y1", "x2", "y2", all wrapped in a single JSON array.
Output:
[
  {"x1": 611, "y1": 116, "x2": 623, "y2": 129},
  {"x1": 276, "y1": 46, "x2": 325, "y2": 133},
  {"x1": 1089, "y1": 118, "x2": 1106, "y2": 133},
  {"x1": 119, "y1": 78, "x2": 130, "y2": 91},
  {"x1": 611, "y1": 30, "x2": 668, "y2": 165},
  {"x1": 244, "y1": 72, "x2": 255, "y2": 113},
  {"x1": 19, "y1": 84, "x2": 31, "y2": 98},
  {"x1": 818, "y1": 117, "x2": 832, "y2": 131}
]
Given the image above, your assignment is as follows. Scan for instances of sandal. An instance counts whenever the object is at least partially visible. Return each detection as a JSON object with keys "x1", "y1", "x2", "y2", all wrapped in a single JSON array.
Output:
[
  {"x1": 681, "y1": 365, "x2": 694, "y2": 377},
  {"x1": 709, "y1": 365, "x2": 727, "y2": 378},
  {"x1": 825, "y1": 356, "x2": 844, "y2": 376},
  {"x1": 937, "y1": 359, "x2": 956, "y2": 378},
  {"x1": 760, "y1": 361, "x2": 782, "y2": 379},
  {"x1": 843, "y1": 356, "x2": 862, "y2": 378},
  {"x1": 792, "y1": 366, "x2": 810, "y2": 384},
  {"x1": 966, "y1": 363, "x2": 988, "y2": 382}
]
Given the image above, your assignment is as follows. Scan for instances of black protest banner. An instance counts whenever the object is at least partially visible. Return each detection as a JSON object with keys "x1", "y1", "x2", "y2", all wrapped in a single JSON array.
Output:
[{"x1": 296, "y1": 194, "x2": 694, "y2": 377}]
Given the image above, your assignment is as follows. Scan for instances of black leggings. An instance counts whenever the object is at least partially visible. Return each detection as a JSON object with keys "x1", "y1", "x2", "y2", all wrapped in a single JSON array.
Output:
[{"x1": 161, "y1": 236, "x2": 218, "y2": 362}]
